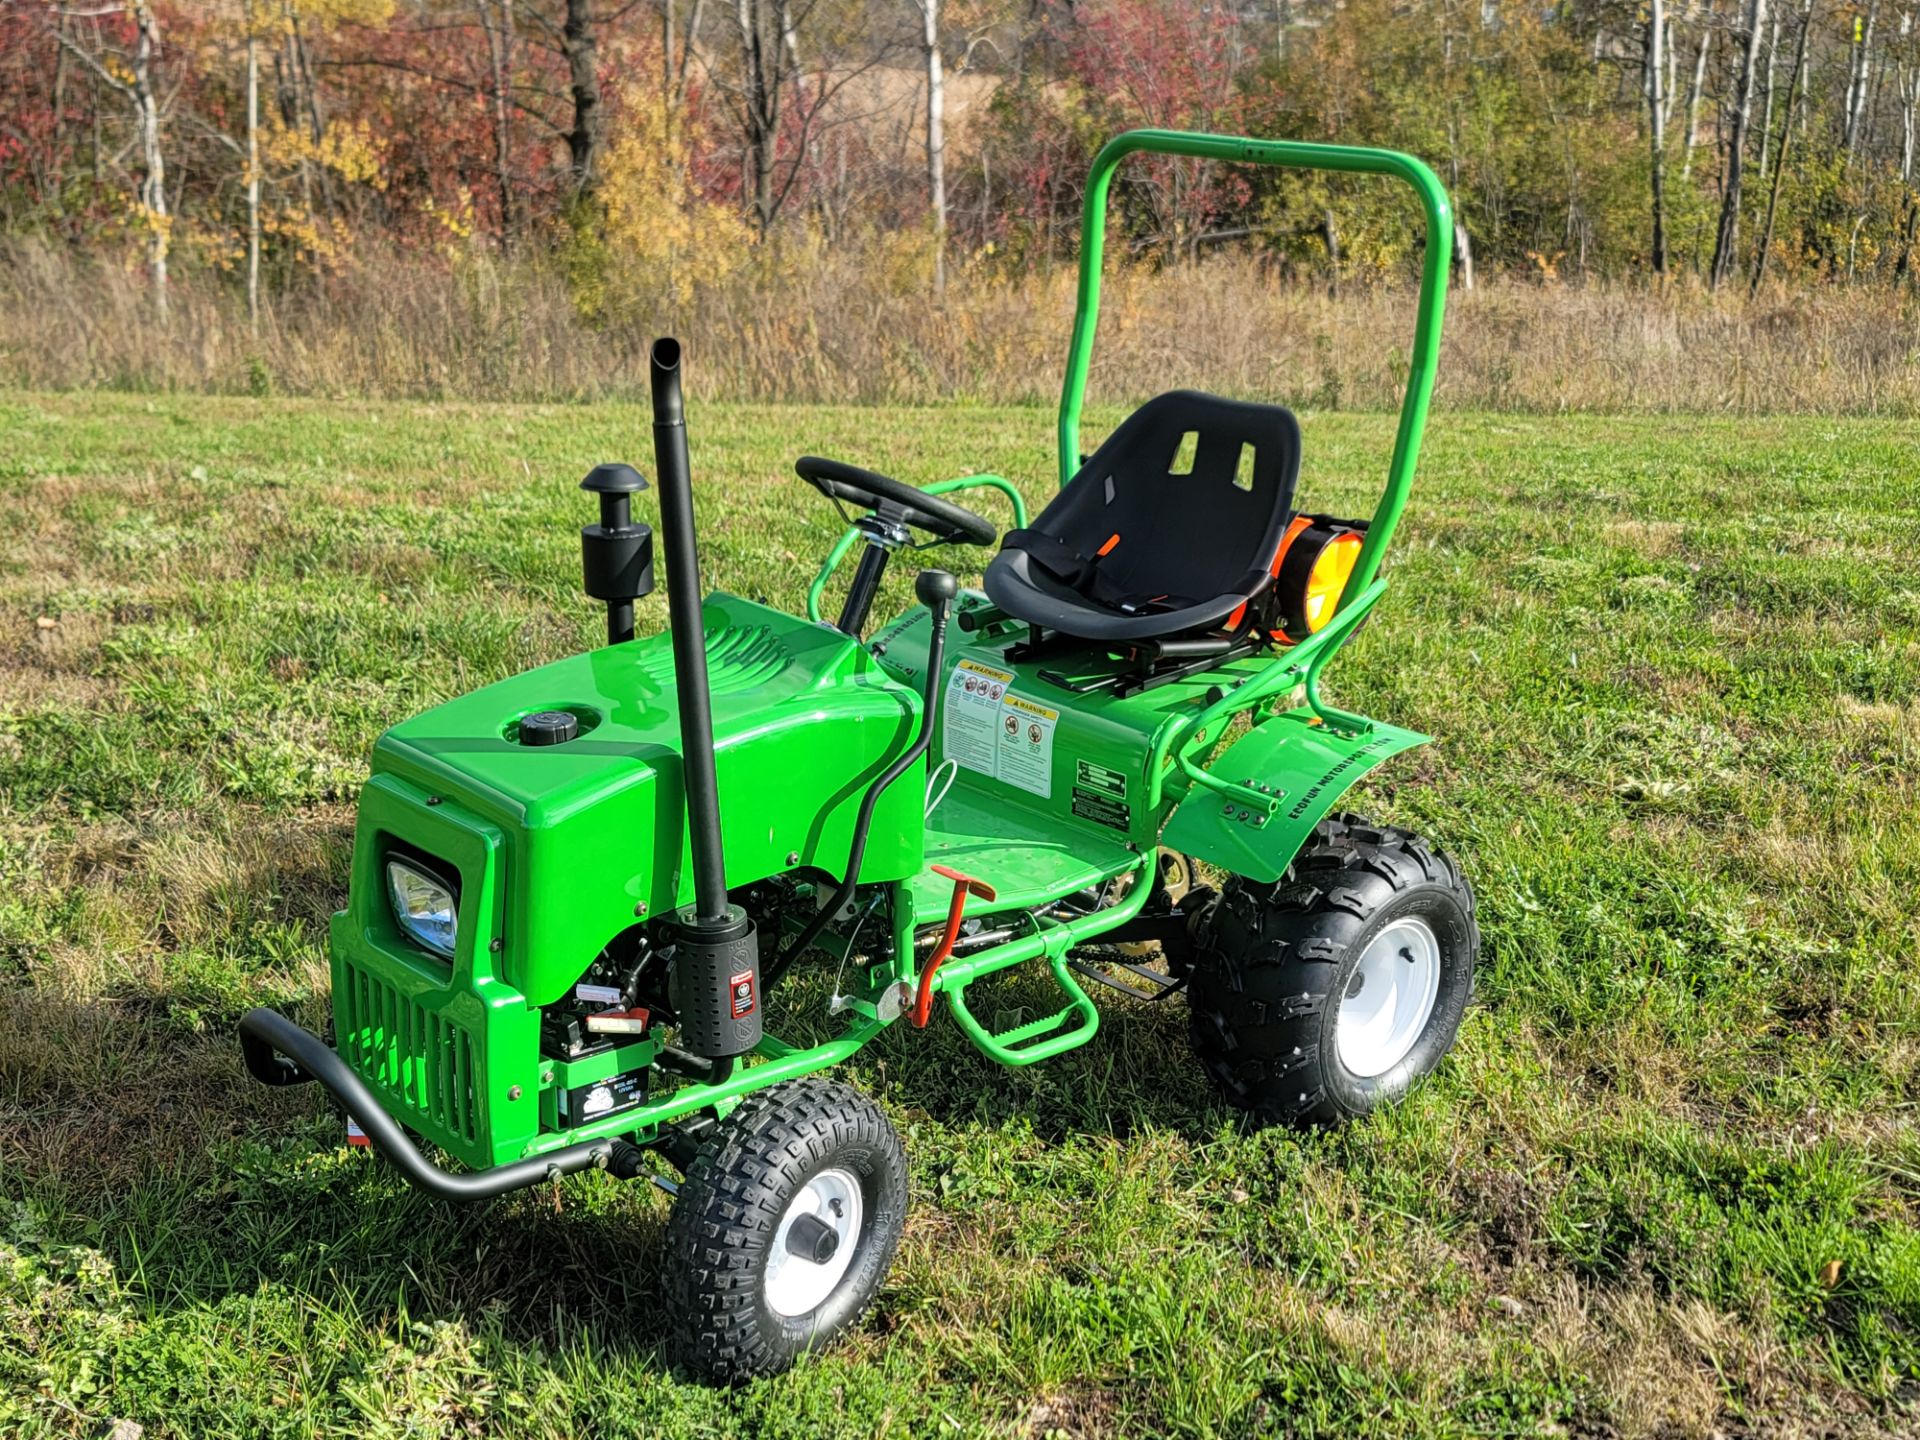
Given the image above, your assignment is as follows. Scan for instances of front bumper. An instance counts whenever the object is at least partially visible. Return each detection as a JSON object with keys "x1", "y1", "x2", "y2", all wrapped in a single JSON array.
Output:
[{"x1": 237, "y1": 1007, "x2": 614, "y2": 1202}]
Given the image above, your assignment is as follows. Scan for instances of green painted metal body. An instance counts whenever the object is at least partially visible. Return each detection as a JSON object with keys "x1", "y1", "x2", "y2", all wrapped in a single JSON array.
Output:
[
  {"x1": 324, "y1": 128, "x2": 1455, "y2": 1177},
  {"x1": 331, "y1": 595, "x2": 925, "y2": 1168},
  {"x1": 368, "y1": 595, "x2": 923, "y2": 1007}
]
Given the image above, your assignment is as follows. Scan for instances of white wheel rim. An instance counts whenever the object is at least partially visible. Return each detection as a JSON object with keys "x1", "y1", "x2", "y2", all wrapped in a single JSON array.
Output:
[
  {"x1": 1336, "y1": 917, "x2": 1442, "y2": 1079},
  {"x1": 764, "y1": 1167, "x2": 863, "y2": 1319}
]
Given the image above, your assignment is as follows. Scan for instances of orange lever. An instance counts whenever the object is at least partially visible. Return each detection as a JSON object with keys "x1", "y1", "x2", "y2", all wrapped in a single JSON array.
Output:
[{"x1": 910, "y1": 864, "x2": 997, "y2": 1028}]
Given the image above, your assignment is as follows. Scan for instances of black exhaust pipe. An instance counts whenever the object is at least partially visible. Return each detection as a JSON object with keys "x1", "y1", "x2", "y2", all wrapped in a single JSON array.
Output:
[
  {"x1": 649, "y1": 339, "x2": 728, "y2": 924},
  {"x1": 649, "y1": 338, "x2": 761, "y2": 1059}
]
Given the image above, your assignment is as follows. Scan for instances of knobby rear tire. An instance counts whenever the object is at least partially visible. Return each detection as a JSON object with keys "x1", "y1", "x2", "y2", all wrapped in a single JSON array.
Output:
[{"x1": 1188, "y1": 812, "x2": 1478, "y2": 1127}]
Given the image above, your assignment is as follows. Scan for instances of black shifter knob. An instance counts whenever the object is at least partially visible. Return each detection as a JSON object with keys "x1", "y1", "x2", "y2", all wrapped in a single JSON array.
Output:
[{"x1": 915, "y1": 569, "x2": 958, "y2": 609}]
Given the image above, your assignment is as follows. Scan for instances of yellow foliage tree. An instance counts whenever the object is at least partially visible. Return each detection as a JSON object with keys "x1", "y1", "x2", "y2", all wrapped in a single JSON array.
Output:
[
  {"x1": 574, "y1": 92, "x2": 751, "y2": 319},
  {"x1": 289, "y1": 0, "x2": 395, "y2": 26}
]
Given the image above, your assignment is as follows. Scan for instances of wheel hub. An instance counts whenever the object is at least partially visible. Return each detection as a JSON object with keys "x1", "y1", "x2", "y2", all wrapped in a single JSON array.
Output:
[
  {"x1": 765, "y1": 1167, "x2": 863, "y2": 1318},
  {"x1": 1336, "y1": 917, "x2": 1441, "y2": 1078}
]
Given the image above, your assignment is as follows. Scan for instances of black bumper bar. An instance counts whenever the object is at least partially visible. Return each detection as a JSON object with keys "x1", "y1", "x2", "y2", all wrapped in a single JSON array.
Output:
[{"x1": 237, "y1": 1007, "x2": 615, "y2": 1203}]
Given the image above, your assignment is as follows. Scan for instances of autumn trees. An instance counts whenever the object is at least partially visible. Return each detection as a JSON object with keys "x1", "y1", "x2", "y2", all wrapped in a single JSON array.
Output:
[{"x1": 4, "y1": 0, "x2": 1920, "y2": 311}]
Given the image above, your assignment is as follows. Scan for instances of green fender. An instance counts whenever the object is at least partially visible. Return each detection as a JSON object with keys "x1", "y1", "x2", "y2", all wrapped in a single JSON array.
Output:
[{"x1": 1161, "y1": 709, "x2": 1430, "y2": 883}]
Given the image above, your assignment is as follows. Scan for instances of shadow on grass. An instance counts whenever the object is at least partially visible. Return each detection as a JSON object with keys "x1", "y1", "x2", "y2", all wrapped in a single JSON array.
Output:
[
  {"x1": 848, "y1": 957, "x2": 1241, "y2": 1147},
  {"x1": 1, "y1": 982, "x2": 685, "y2": 1375},
  {"x1": 0, "y1": 935, "x2": 1245, "y2": 1399}
]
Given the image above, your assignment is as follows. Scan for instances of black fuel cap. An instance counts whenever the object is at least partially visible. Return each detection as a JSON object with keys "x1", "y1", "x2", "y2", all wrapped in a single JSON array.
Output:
[{"x1": 519, "y1": 710, "x2": 580, "y2": 747}]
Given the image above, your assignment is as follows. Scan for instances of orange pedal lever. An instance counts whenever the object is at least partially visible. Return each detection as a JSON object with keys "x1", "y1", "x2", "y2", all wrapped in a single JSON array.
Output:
[{"x1": 910, "y1": 864, "x2": 997, "y2": 1028}]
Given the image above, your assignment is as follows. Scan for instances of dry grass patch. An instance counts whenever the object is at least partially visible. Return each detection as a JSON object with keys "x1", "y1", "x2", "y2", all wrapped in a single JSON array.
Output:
[
  {"x1": 15, "y1": 239, "x2": 1920, "y2": 414},
  {"x1": 1603, "y1": 519, "x2": 1688, "y2": 556}
]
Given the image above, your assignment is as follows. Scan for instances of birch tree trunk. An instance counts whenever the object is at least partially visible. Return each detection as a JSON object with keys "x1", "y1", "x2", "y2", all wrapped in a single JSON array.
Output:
[
  {"x1": 917, "y1": 0, "x2": 947, "y2": 295},
  {"x1": 1899, "y1": 10, "x2": 1915, "y2": 181},
  {"x1": 1664, "y1": 17, "x2": 1677, "y2": 130},
  {"x1": 52, "y1": 8, "x2": 69, "y2": 161},
  {"x1": 1750, "y1": 0, "x2": 1814, "y2": 293},
  {"x1": 1844, "y1": 0, "x2": 1881, "y2": 159},
  {"x1": 1682, "y1": 19, "x2": 1712, "y2": 180},
  {"x1": 1648, "y1": 0, "x2": 1669, "y2": 273},
  {"x1": 477, "y1": 0, "x2": 516, "y2": 246},
  {"x1": 663, "y1": 0, "x2": 675, "y2": 97},
  {"x1": 90, "y1": 40, "x2": 102, "y2": 184},
  {"x1": 246, "y1": 0, "x2": 260, "y2": 337},
  {"x1": 132, "y1": 1, "x2": 168, "y2": 316},
  {"x1": 1901, "y1": 39, "x2": 1917, "y2": 180},
  {"x1": 1710, "y1": 0, "x2": 1767, "y2": 289},
  {"x1": 1757, "y1": 0, "x2": 1781, "y2": 177}
]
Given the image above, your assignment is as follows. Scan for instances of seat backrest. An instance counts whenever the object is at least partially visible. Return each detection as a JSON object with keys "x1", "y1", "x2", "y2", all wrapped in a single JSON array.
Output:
[{"x1": 1030, "y1": 390, "x2": 1302, "y2": 605}]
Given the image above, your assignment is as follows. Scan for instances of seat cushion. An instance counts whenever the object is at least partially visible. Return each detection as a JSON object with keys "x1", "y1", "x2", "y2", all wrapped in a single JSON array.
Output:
[
  {"x1": 984, "y1": 390, "x2": 1302, "y2": 643},
  {"x1": 987, "y1": 547, "x2": 1273, "y2": 641}
]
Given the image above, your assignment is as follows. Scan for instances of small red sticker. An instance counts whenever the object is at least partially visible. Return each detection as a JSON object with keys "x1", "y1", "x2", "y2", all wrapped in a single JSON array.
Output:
[{"x1": 729, "y1": 968, "x2": 757, "y2": 1019}]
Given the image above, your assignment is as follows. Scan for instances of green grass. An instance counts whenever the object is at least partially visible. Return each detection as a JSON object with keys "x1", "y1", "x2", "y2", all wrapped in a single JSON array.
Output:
[{"x1": 2, "y1": 390, "x2": 1919, "y2": 1439}]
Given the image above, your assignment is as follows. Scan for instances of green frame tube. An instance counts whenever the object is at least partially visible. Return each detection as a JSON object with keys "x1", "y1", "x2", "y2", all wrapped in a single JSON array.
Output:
[
  {"x1": 517, "y1": 849, "x2": 1155, "y2": 1155},
  {"x1": 517, "y1": 1017, "x2": 884, "y2": 1158},
  {"x1": 1159, "y1": 577, "x2": 1390, "y2": 817},
  {"x1": 1058, "y1": 129, "x2": 1453, "y2": 611},
  {"x1": 931, "y1": 852, "x2": 1153, "y2": 1065}
]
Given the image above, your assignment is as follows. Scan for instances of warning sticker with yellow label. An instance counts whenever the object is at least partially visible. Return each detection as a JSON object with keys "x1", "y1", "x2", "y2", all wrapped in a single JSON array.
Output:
[{"x1": 942, "y1": 658, "x2": 1059, "y2": 798}]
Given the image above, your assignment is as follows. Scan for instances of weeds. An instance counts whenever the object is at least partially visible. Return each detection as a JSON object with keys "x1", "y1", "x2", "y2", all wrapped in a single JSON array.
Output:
[{"x1": 11, "y1": 238, "x2": 1920, "y2": 415}]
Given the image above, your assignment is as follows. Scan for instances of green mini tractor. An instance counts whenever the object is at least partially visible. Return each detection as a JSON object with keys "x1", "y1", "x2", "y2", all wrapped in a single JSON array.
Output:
[{"x1": 239, "y1": 130, "x2": 1479, "y2": 1381}]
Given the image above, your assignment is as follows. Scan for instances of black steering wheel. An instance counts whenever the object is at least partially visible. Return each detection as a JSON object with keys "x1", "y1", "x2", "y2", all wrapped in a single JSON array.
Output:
[{"x1": 795, "y1": 456, "x2": 997, "y2": 548}]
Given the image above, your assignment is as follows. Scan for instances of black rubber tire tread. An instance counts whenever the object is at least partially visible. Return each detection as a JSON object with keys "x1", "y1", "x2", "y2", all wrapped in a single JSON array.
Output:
[
  {"x1": 1188, "y1": 811, "x2": 1479, "y2": 1128},
  {"x1": 663, "y1": 1078, "x2": 907, "y2": 1383}
]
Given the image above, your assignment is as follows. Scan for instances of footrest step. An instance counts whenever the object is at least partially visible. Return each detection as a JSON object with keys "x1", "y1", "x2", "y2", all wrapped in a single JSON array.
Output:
[{"x1": 944, "y1": 952, "x2": 1100, "y2": 1067}]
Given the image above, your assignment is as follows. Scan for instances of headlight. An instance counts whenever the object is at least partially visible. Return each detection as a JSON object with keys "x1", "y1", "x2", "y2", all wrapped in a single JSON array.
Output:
[{"x1": 386, "y1": 856, "x2": 458, "y2": 957}]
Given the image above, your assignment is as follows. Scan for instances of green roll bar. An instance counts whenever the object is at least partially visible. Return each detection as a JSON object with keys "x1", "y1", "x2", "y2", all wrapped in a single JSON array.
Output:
[{"x1": 1058, "y1": 129, "x2": 1453, "y2": 614}]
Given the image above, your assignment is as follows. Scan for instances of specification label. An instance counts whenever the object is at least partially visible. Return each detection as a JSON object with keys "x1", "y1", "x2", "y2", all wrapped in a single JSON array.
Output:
[
  {"x1": 1071, "y1": 758, "x2": 1132, "y2": 832},
  {"x1": 943, "y1": 658, "x2": 1058, "y2": 798}
]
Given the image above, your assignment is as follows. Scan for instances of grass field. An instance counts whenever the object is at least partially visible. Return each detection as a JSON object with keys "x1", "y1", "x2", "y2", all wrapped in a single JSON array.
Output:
[{"x1": 3, "y1": 390, "x2": 1919, "y2": 1439}]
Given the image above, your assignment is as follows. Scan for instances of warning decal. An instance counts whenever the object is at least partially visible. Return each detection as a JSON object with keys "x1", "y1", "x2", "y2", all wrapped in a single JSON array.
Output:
[
  {"x1": 942, "y1": 659, "x2": 1012, "y2": 777},
  {"x1": 729, "y1": 968, "x2": 758, "y2": 1019},
  {"x1": 943, "y1": 658, "x2": 1059, "y2": 798}
]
